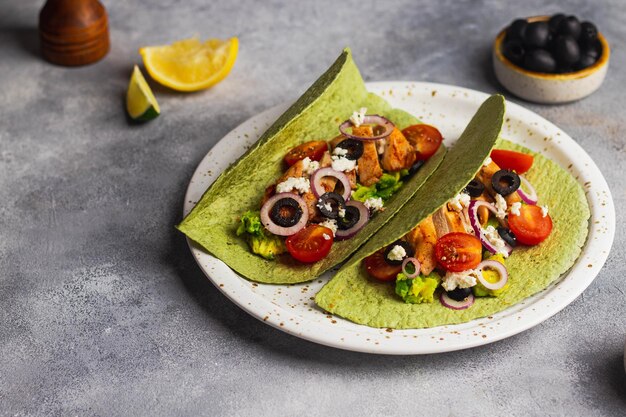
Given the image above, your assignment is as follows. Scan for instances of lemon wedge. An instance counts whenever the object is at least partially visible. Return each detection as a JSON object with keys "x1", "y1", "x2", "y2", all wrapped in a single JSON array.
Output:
[
  {"x1": 139, "y1": 37, "x2": 238, "y2": 92},
  {"x1": 126, "y1": 65, "x2": 160, "y2": 121}
]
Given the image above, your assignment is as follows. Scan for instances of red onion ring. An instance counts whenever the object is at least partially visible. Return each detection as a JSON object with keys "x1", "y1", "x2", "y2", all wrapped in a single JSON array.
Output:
[
  {"x1": 477, "y1": 259, "x2": 508, "y2": 290},
  {"x1": 517, "y1": 175, "x2": 538, "y2": 205},
  {"x1": 401, "y1": 257, "x2": 421, "y2": 278},
  {"x1": 338, "y1": 115, "x2": 395, "y2": 141},
  {"x1": 440, "y1": 291, "x2": 475, "y2": 310},
  {"x1": 260, "y1": 193, "x2": 309, "y2": 236},
  {"x1": 335, "y1": 200, "x2": 369, "y2": 240},
  {"x1": 468, "y1": 200, "x2": 512, "y2": 256},
  {"x1": 310, "y1": 167, "x2": 351, "y2": 201}
]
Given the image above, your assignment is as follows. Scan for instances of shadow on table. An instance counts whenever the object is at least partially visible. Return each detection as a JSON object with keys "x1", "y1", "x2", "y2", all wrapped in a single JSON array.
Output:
[{"x1": 0, "y1": 26, "x2": 40, "y2": 59}]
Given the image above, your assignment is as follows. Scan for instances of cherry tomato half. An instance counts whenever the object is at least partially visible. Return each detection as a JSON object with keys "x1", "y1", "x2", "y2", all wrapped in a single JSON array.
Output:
[
  {"x1": 401, "y1": 124, "x2": 443, "y2": 161},
  {"x1": 364, "y1": 249, "x2": 403, "y2": 282},
  {"x1": 435, "y1": 232, "x2": 483, "y2": 272},
  {"x1": 508, "y1": 204, "x2": 553, "y2": 245},
  {"x1": 285, "y1": 225, "x2": 334, "y2": 263},
  {"x1": 284, "y1": 141, "x2": 328, "y2": 166},
  {"x1": 490, "y1": 149, "x2": 534, "y2": 174}
]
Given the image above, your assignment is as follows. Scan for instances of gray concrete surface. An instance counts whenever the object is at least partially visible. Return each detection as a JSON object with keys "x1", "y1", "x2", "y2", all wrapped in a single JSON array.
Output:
[{"x1": 1, "y1": 0, "x2": 625, "y2": 416}]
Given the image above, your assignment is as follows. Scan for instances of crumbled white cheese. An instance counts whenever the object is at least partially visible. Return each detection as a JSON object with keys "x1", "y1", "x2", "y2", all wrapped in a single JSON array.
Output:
[
  {"x1": 387, "y1": 245, "x2": 406, "y2": 261},
  {"x1": 332, "y1": 146, "x2": 348, "y2": 156},
  {"x1": 349, "y1": 107, "x2": 367, "y2": 127},
  {"x1": 301, "y1": 157, "x2": 320, "y2": 176},
  {"x1": 484, "y1": 225, "x2": 510, "y2": 258},
  {"x1": 483, "y1": 156, "x2": 492, "y2": 167},
  {"x1": 317, "y1": 200, "x2": 332, "y2": 212},
  {"x1": 322, "y1": 233, "x2": 331, "y2": 241},
  {"x1": 319, "y1": 219, "x2": 338, "y2": 236},
  {"x1": 364, "y1": 197, "x2": 384, "y2": 213},
  {"x1": 494, "y1": 193, "x2": 507, "y2": 219},
  {"x1": 442, "y1": 269, "x2": 480, "y2": 291},
  {"x1": 510, "y1": 202, "x2": 522, "y2": 216},
  {"x1": 338, "y1": 207, "x2": 346, "y2": 218},
  {"x1": 376, "y1": 138, "x2": 388, "y2": 155},
  {"x1": 331, "y1": 155, "x2": 357, "y2": 172},
  {"x1": 276, "y1": 177, "x2": 310, "y2": 194},
  {"x1": 541, "y1": 205, "x2": 549, "y2": 217},
  {"x1": 448, "y1": 192, "x2": 471, "y2": 212}
]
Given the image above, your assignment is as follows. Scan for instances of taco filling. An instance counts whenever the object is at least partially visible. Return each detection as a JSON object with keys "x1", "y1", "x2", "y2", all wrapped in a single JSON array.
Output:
[
  {"x1": 237, "y1": 112, "x2": 444, "y2": 264},
  {"x1": 363, "y1": 148, "x2": 553, "y2": 310}
]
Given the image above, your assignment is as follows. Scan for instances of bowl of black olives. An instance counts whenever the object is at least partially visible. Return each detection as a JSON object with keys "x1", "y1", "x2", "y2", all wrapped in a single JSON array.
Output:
[{"x1": 493, "y1": 14, "x2": 610, "y2": 103}]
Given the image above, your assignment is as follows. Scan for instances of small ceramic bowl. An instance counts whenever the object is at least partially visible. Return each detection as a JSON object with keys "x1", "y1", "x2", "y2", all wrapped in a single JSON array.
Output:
[{"x1": 493, "y1": 16, "x2": 610, "y2": 104}]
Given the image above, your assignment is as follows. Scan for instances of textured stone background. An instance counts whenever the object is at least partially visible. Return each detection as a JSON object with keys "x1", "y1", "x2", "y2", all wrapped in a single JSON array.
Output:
[{"x1": 1, "y1": 0, "x2": 625, "y2": 416}]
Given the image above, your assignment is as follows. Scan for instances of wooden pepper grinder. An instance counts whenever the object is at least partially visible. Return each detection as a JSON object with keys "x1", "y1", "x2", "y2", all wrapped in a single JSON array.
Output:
[{"x1": 39, "y1": 0, "x2": 110, "y2": 66}]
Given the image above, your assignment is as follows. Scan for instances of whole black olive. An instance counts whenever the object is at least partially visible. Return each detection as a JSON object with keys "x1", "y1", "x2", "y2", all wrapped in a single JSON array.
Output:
[
  {"x1": 523, "y1": 21, "x2": 551, "y2": 48},
  {"x1": 446, "y1": 287, "x2": 473, "y2": 302},
  {"x1": 581, "y1": 41, "x2": 601, "y2": 60},
  {"x1": 548, "y1": 13, "x2": 566, "y2": 32},
  {"x1": 503, "y1": 39, "x2": 525, "y2": 64},
  {"x1": 573, "y1": 54, "x2": 597, "y2": 71},
  {"x1": 553, "y1": 35, "x2": 581, "y2": 66},
  {"x1": 506, "y1": 19, "x2": 528, "y2": 41},
  {"x1": 557, "y1": 15, "x2": 581, "y2": 39},
  {"x1": 579, "y1": 21, "x2": 598, "y2": 45},
  {"x1": 523, "y1": 49, "x2": 556, "y2": 73}
]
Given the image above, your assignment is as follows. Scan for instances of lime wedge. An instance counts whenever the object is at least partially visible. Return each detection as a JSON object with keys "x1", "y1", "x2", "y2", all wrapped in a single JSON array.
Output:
[{"x1": 126, "y1": 65, "x2": 160, "y2": 121}]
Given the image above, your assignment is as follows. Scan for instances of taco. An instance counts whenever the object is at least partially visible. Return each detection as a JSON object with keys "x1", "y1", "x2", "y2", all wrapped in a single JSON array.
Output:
[
  {"x1": 315, "y1": 101, "x2": 590, "y2": 329},
  {"x1": 177, "y1": 49, "x2": 448, "y2": 284}
]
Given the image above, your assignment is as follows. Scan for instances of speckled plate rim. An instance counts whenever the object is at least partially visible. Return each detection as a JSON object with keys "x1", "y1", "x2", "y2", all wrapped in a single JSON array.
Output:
[{"x1": 183, "y1": 81, "x2": 615, "y2": 355}]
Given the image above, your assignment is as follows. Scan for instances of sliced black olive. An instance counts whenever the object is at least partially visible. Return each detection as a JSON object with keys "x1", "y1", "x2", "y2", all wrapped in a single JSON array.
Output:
[
  {"x1": 337, "y1": 205, "x2": 360, "y2": 230},
  {"x1": 523, "y1": 21, "x2": 550, "y2": 48},
  {"x1": 407, "y1": 160, "x2": 425, "y2": 176},
  {"x1": 523, "y1": 49, "x2": 556, "y2": 73},
  {"x1": 269, "y1": 197, "x2": 303, "y2": 227},
  {"x1": 553, "y1": 35, "x2": 580, "y2": 66},
  {"x1": 446, "y1": 287, "x2": 472, "y2": 302},
  {"x1": 316, "y1": 192, "x2": 346, "y2": 219},
  {"x1": 503, "y1": 39, "x2": 525, "y2": 65},
  {"x1": 557, "y1": 16, "x2": 581, "y2": 40},
  {"x1": 497, "y1": 226, "x2": 517, "y2": 247},
  {"x1": 464, "y1": 179, "x2": 485, "y2": 198},
  {"x1": 491, "y1": 169, "x2": 521, "y2": 196},
  {"x1": 335, "y1": 139, "x2": 364, "y2": 161},
  {"x1": 506, "y1": 19, "x2": 528, "y2": 41},
  {"x1": 383, "y1": 240, "x2": 415, "y2": 266}
]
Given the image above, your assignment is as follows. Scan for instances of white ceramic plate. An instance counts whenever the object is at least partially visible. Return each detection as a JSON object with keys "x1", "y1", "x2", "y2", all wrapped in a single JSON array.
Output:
[{"x1": 183, "y1": 82, "x2": 615, "y2": 354}]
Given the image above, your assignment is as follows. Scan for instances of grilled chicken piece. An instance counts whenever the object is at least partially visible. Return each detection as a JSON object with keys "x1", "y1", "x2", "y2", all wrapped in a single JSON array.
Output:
[
  {"x1": 302, "y1": 191, "x2": 320, "y2": 221},
  {"x1": 278, "y1": 159, "x2": 305, "y2": 183},
  {"x1": 348, "y1": 125, "x2": 384, "y2": 186},
  {"x1": 317, "y1": 150, "x2": 337, "y2": 193},
  {"x1": 405, "y1": 216, "x2": 438, "y2": 275},
  {"x1": 476, "y1": 161, "x2": 521, "y2": 205},
  {"x1": 433, "y1": 205, "x2": 468, "y2": 238},
  {"x1": 381, "y1": 128, "x2": 416, "y2": 172},
  {"x1": 260, "y1": 184, "x2": 275, "y2": 208}
]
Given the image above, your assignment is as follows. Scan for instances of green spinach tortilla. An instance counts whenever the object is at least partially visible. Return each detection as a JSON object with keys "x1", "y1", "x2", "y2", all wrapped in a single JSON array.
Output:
[
  {"x1": 315, "y1": 135, "x2": 590, "y2": 329},
  {"x1": 177, "y1": 49, "x2": 446, "y2": 284}
]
